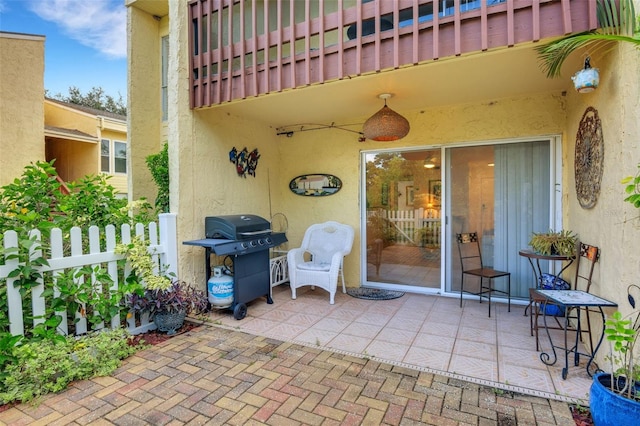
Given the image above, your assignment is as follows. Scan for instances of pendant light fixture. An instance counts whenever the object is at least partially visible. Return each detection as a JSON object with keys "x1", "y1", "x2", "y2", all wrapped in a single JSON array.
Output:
[{"x1": 362, "y1": 93, "x2": 410, "y2": 141}]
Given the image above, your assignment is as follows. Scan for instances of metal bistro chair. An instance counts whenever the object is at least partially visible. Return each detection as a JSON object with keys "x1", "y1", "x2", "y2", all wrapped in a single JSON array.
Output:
[
  {"x1": 456, "y1": 232, "x2": 511, "y2": 317},
  {"x1": 532, "y1": 243, "x2": 600, "y2": 352}
]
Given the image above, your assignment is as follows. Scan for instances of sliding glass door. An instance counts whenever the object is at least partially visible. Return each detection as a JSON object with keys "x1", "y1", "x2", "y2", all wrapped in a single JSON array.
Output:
[
  {"x1": 446, "y1": 140, "x2": 555, "y2": 299},
  {"x1": 363, "y1": 149, "x2": 442, "y2": 293},
  {"x1": 362, "y1": 138, "x2": 559, "y2": 298}
]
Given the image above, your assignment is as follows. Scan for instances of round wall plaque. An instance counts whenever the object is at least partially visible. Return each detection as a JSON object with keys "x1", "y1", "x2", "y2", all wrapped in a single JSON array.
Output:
[{"x1": 575, "y1": 106, "x2": 604, "y2": 209}]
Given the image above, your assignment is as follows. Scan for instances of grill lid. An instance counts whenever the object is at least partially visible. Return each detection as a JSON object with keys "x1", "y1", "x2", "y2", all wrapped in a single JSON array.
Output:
[{"x1": 205, "y1": 214, "x2": 271, "y2": 240}]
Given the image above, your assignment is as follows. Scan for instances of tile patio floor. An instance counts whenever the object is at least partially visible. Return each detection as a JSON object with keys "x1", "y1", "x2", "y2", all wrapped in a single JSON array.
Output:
[{"x1": 212, "y1": 284, "x2": 595, "y2": 405}]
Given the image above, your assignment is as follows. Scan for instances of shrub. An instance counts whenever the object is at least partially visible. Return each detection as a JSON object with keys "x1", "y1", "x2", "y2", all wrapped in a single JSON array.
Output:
[{"x1": 0, "y1": 328, "x2": 144, "y2": 405}]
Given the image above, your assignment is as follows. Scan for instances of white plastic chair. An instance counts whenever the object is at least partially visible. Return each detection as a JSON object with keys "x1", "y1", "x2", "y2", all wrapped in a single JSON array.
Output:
[{"x1": 287, "y1": 221, "x2": 354, "y2": 304}]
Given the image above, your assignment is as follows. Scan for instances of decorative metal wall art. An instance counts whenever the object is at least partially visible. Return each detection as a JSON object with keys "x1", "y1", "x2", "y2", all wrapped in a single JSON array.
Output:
[
  {"x1": 289, "y1": 174, "x2": 342, "y2": 196},
  {"x1": 229, "y1": 147, "x2": 260, "y2": 178},
  {"x1": 575, "y1": 107, "x2": 604, "y2": 209}
]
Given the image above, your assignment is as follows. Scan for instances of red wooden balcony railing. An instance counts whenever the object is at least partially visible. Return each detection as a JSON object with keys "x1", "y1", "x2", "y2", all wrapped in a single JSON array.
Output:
[{"x1": 188, "y1": 0, "x2": 597, "y2": 108}]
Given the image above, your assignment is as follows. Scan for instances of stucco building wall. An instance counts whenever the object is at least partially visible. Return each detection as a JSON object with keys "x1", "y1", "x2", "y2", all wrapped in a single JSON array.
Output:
[
  {"x1": 0, "y1": 32, "x2": 45, "y2": 186},
  {"x1": 128, "y1": 1, "x2": 639, "y2": 318},
  {"x1": 277, "y1": 92, "x2": 568, "y2": 286},
  {"x1": 127, "y1": 7, "x2": 164, "y2": 204},
  {"x1": 564, "y1": 42, "x2": 640, "y2": 319}
]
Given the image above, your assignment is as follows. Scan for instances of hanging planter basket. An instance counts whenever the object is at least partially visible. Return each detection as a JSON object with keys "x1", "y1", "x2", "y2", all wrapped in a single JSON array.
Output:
[{"x1": 571, "y1": 58, "x2": 599, "y2": 93}]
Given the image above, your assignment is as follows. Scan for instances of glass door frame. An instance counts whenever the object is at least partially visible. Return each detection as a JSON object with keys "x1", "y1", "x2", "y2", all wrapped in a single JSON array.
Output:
[
  {"x1": 360, "y1": 135, "x2": 563, "y2": 300},
  {"x1": 360, "y1": 146, "x2": 445, "y2": 295}
]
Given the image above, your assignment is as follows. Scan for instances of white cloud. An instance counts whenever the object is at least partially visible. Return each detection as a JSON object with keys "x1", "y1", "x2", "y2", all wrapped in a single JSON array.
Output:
[{"x1": 27, "y1": 0, "x2": 126, "y2": 59}]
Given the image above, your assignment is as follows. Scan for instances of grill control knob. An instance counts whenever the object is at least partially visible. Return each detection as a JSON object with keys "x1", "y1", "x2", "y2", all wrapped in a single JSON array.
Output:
[
  {"x1": 265, "y1": 237, "x2": 272, "y2": 244},
  {"x1": 258, "y1": 239, "x2": 265, "y2": 245},
  {"x1": 250, "y1": 240, "x2": 257, "y2": 247}
]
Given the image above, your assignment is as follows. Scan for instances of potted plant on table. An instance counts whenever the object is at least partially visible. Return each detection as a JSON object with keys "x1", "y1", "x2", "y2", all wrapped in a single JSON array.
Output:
[
  {"x1": 117, "y1": 237, "x2": 208, "y2": 335},
  {"x1": 528, "y1": 229, "x2": 578, "y2": 257},
  {"x1": 590, "y1": 284, "x2": 640, "y2": 425}
]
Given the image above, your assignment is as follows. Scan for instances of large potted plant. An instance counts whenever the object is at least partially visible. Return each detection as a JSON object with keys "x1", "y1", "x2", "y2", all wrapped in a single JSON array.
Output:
[
  {"x1": 590, "y1": 284, "x2": 640, "y2": 425},
  {"x1": 528, "y1": 229, "x2": 578, "y2": 256},
  {"x1": 117, "y1": 237, "x2": 208, "y2": 334},
  {"x1": 125, "y1": 280, "x2": 208, "y2": 334}
]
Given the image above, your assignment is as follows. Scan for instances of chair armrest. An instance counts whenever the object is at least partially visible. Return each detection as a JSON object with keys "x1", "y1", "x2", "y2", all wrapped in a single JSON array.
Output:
[
  {"x1": 330, "y1": 251, "x2": 346, "y2": 271},
  {"x1": 287, "y1": 248, "x2": 315, "y2": 266}
]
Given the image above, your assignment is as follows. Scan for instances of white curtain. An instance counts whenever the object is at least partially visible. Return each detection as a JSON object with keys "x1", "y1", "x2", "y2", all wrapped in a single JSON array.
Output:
[{"x1": 494, "y1": 141, "x2": 551, "y2": 298}]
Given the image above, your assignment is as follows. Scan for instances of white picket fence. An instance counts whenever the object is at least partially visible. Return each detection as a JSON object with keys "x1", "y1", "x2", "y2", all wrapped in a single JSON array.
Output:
[
  {"x1": 0, "y1": 213, "x2": 178, "y2": 337},
  {"x1": 374, "y1": 208, "x2": 441, "y2": 246}
]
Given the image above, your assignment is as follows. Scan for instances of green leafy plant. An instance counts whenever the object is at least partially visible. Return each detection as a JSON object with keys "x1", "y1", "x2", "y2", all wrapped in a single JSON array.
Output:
[
  {"x1": 622, "y1": 163, "x2": 640, "y2": 209},
  {"x1": 116, "y1": 237, "x2": 208, "y2": 322},
  {"x1": 528, "y1": 229, "x2": 578, "y2": 256},
  {"x1": 0, "y1": 160, "x2": 154, "y2": 238},
  {"x1": 48, "y1": 265, "x2": 130, "y2": 332},
  {"x1": 603, "y1": 284, "x2": 640, "y2": 401},
  {"x1": 536, "y1": 0, "x2": 639, "y2": 78},
  {"x1": 0, "y1": 328, "x2": 142, "y2": 405},
  {"x1": 145, "y1": 143, "x2": 170, "y2": 213}
]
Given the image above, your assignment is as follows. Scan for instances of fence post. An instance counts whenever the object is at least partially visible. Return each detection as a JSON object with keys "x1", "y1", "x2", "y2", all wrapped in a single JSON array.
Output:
[
  {"x1": 159, "y1": 213, "x2": 178, "y2": 277},
  {"x1": 2, "y1": 231, "x2": 24, "y2": 336}
]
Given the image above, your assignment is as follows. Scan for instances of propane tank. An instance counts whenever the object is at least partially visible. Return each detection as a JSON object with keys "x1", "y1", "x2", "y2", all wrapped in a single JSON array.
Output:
[{"x1": 207, "y1": 266, "x2": 234, "y2": 309}]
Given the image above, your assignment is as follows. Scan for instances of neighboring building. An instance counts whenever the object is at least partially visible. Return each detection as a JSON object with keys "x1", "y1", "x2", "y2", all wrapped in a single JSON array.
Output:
[
  {"x1": 0, "y1": 32, "x2": 45, "y2": 186},
  {"x1": 126, "y1": 0, "x2": 639, "y2": 357},
  {"x1": 45, "y1": 99, "x2": 128, "y2": 197},
  {"x1": 0, "y1": 31, "x2": 128, "y2": 197}
]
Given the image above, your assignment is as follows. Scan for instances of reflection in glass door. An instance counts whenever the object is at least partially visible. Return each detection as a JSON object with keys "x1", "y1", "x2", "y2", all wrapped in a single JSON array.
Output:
[
  {"x1": 363, "y1": 149, "x2": 442, "y2": 292},
  {"x1": 446, "y1": 140, "x2": 553, "y2": 300}
]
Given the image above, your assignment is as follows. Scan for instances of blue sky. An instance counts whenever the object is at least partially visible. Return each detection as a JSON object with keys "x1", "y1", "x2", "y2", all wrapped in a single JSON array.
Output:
[{"x1": 0, "y1": 0, "x2": 127, "y2": 100}]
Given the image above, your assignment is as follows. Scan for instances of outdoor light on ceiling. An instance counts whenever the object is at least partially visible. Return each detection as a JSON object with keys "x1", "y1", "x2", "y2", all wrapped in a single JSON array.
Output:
[
  {"x1": 362, "y1": 93, "x2": 410, "y2": 141},
  {"x1": 424, "y1": 159, "x2": 436, "y2": 169}
]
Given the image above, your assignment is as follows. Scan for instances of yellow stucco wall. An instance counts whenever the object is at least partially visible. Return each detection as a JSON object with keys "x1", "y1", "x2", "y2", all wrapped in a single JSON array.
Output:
[
  {"x1": 277, "y1": 92, "x2": 568, "y2": 288},
  {"x1": 45, "y1": 102, "x2": 98, "y2": 136},
  {"x1": 564, "y1": 41, "x2": 640, "y2": 347},
  {"x1": 44, "y1": 101, "x2": 128, "y2": 195},
  {"x1": 130, "y1": 0, "x2": 640, "y2": 323},
  {"x1": 46, "y1": 138, "x2": 96, "y2": 182},
  {"x1": 127, "y1": 6, "x2": 165, "y2": 204},
  {"x1": 0, "y1": 32, "x2": 45, "y2": 186},
  {"x1": 166, "y1": 85, "x2": 567, "y2": 290}
]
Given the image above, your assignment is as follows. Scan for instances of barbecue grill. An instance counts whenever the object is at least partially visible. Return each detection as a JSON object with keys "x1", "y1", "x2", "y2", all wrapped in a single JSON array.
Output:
[{"x1": 183, "y1": 214, "x2": 287, "y2": 319}]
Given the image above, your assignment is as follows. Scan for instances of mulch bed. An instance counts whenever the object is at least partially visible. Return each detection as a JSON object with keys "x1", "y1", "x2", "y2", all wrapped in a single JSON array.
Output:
[
  {"x1": 127, "y1": 321, "x2": 200, "y2": 347},
  {"x1": 570, "y1": 405, "x2": 593, "y2": 426}
]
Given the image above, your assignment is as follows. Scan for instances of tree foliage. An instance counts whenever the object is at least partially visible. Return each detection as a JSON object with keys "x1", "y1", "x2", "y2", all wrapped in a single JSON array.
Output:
[
  {"x1": 0, "y1": 160, "x2": 152, "y2": 236},
  {"x1": 146, "y1": 143, "x2": 170, "y2": 213},
  {"x1": 47, "y1": 86, "x2": 127, "y2": 116}
]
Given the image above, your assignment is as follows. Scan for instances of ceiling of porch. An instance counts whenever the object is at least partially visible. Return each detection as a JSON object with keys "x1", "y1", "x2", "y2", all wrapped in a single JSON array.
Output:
[{"x1": 206, "y1": 43, "x2": 583, "y2": 131}]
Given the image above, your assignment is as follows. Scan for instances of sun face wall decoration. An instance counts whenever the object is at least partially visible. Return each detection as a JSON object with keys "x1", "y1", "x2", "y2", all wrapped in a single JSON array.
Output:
[{"x1": 574, "y1": 106, "x2": 604, "y2": 209}]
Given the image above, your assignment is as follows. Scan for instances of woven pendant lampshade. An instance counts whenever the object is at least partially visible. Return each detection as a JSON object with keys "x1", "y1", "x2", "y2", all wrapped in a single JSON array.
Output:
[{"x1": 362, "y1": 93, "x2": 410, "y2": 141}]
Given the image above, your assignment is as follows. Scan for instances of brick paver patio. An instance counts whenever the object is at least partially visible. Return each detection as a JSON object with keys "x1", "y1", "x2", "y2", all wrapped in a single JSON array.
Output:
[{"x1": 0, "y1": 324, "x2": 575, "y2": 425}]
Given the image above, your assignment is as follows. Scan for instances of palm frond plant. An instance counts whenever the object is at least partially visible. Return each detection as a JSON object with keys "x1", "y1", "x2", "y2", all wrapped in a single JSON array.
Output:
[
  {"x1": 528, "y1": 229, "x2": 578, "y2": 257},
  {"x1": 536, "y1": 0, "x2": 640, "y2": 78}
]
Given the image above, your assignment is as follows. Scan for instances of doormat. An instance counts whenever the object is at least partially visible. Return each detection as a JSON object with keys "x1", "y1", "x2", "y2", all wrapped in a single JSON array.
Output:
[{"x1": 346, "y1": 288, "x2": 405, "y2": 300}]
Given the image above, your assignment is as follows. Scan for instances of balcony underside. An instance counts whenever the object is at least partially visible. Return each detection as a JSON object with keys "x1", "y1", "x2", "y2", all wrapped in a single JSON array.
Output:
[{"x1": 189, "y1": 0, "x2": 597, "y2": 111}]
